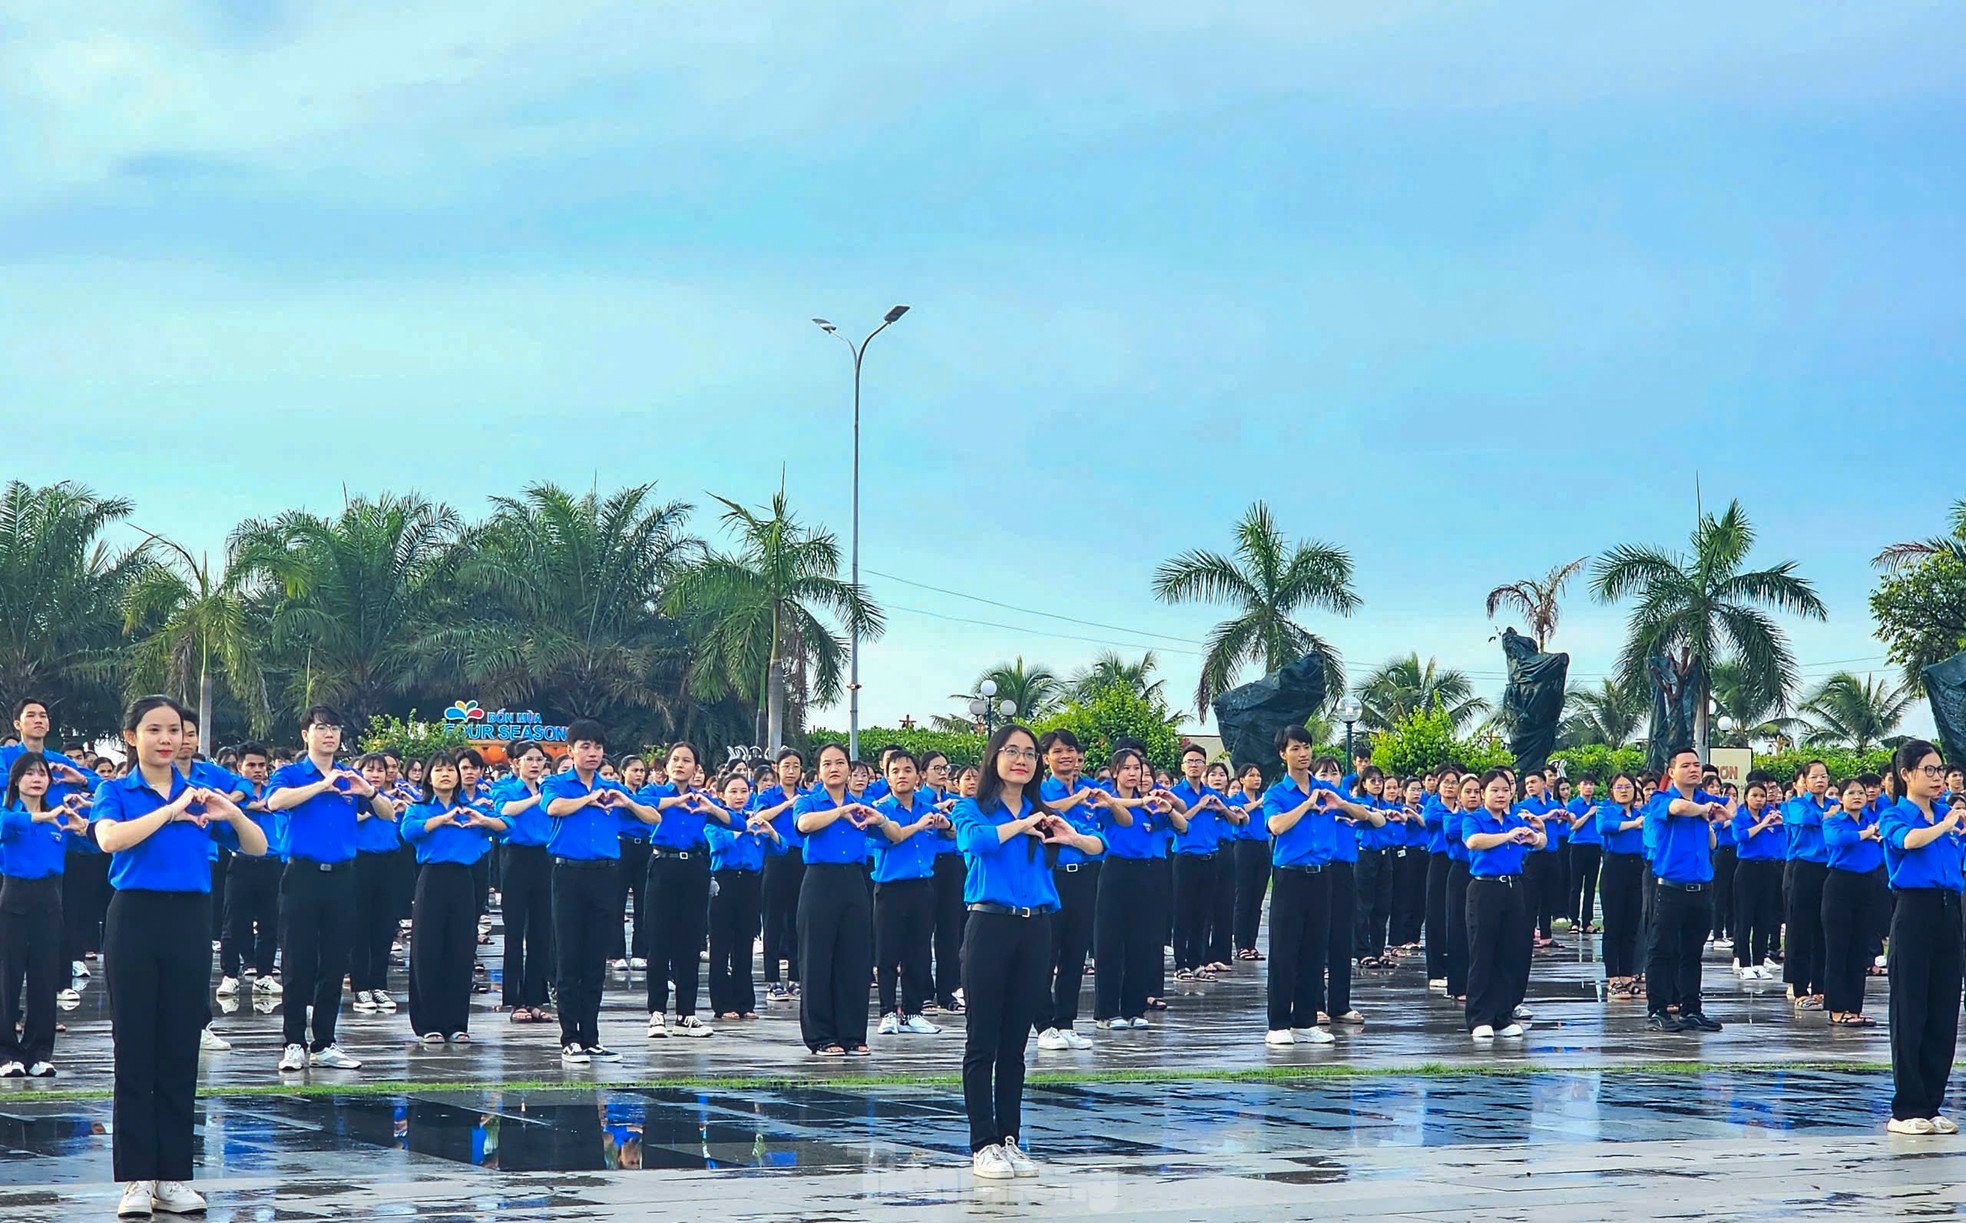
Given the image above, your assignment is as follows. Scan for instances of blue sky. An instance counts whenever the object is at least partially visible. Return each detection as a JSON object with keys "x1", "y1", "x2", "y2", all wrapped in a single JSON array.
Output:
[{"x1": 3, "y1": 3, "x2": 1962, "y2": 734}]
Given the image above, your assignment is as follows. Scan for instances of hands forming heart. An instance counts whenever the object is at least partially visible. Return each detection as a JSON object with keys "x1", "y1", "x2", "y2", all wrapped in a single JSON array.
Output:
[{"x1": 593, "y1": 789, "x2": 619, "y2": 808}]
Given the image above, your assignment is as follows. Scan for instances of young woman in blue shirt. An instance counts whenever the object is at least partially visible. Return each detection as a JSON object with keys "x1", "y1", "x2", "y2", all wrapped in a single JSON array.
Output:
[
  {"x1": 402, "y1": 750, "x2": 508, "y2": 1042},
  {"x1": 1091, "y1": 747, "x2": 1179, "y2": 1028},
  {"x1": 706, "y1": 771, "x2": 783, "y2": 1020},
  {"x1": 493, "y1": 739, "x2": 555, "y2": 1023},
  {"x1": 1462, "y1": 768, "x2": 1544, "y2": 1038},
  {"x1": 794, "y1": 743, "x2": 885, "y2": 1056},
  {"x1": 1729, "y1": 776, "x2": 1786, "y2": 980},
  {"x1": 1230, "y1": 762, "x2": 1272, "y2": 962},
  {"x1": 753, "y1": 748, "x2": 807, "y2": 1003},
  {"x1": 94, "y1": 695, "x2": 268, "y2": 1219},
  {"x1": 639, "y1": 741, "x2": 729, "y2": 1039},
  {"x1": 0, "y1": 752, "x2": 86, "y2": 1077},
  {"x1": 611, "y1": 753, "x2": 652, "y2": 972},
  {"x1": 1821, "y1": 776, "x2": 1888, "y2": 1027},
  {"x1": 1594, "y1": 774, "x2": 1647, "y2": 1000},
  {"x1": 1878, "y1": 739, "x2": 1962, "y2": 1134},
  {"x1": 1442, "y1": 770, "x2": 1478, "y2": 1002}
]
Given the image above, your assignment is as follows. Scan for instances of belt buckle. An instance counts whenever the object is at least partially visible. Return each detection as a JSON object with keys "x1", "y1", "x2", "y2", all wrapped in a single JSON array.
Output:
[
  {"x1": 677, "y1": 850, "x2": 691, "y2": 860},
  {"x1": 318, "y1": 862, "x2": 333, "y2": 873},
  {"x1": 1061, "y1": 863, "x2": 1078, "y2": 874},
  {"x1": 1016, "y1": 905, "x2": 1034, "y2": 918}
]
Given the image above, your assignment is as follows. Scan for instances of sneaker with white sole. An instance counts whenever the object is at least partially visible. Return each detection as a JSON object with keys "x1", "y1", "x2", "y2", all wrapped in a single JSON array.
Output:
[
  {"x1": 1035, "y1": 1027, "x2": 1069, "y2": 1050},
  {"x1": 72, "y1": 960, "x2": 90, "y2": 979},
  {"x1": 1264, "y1": 1028, "x2": 1296, "y2": 1046},
  {"x1": 878, "y1": 1013, "x2": 902, "y2": 1036},
  {"x1": 1292, "y1": 1026, "x2": 1335, "y2": 1044},
  {"x1": 420, "y1": 1031, "x2": 445, "y2": 1045},
  {"x1": 277, "y1": 1044, "x2": 306, "y2": 1072},
  {"x1": 215, "y1": 977, "x2": 241, "y2": 998},
  {"x1": 1001, "y1": 1136, "x2": 1039, "y2": 1177},
  {"x1": 630, "y1": 956, "x2": 648, "y2": 970},
  {"x1": 674, "y1": 1016, "x2": 713, "y2": 1038},
  {"x1": 1471, "y1": 1025, "x2": 1496, "y2": 1040},
  {"x1": 1129, "y1": 1016, "x2": 1151, "y2": 1029},
  {"x1": 1497, "y1": 1023, "x2": 1525, "y2": 1038},
  {"x1": 199, "y1": 1027, "x2": 230, "y2": 1052},
  {"x1": 645, "y1": 1013, "x2": 668, "y2": 1038},
  {"x1": 586, "y1": 1043, "x2": 620, "y2": 1059},
  {"x1": 1106, "y1": 1017, "x2": 1130, "y2": 1031},
  {"x1": 372, "y1": 989, "x2": 395, "y2": 1011},
  {"x1": 118, "y1": 1180, "x2": 156, "y2": 1218},
  {"x1": 310, "y1": 1044, "x2": 361, "y2": 1070},
  {"x1": 254, "y1": 976, "x2": 283, "y2": 996},
  {"x1": 353, "y1": 990, "x2": 378, "y2": 1013},
  {"x1": 56, "y1": 988, "x2": 79, "y2": 1005},
  {"x1": 971, "y1": 1143, "x2": 1015, "y2": 1179},
  {"x1": 1889, "y1": 1117, "x2": 1937, "y2": 1135},
  {"x1": 0, "y1": 1061, "x2": 21, "y2": 1078},
  {"x1": 1061, "y1": 1029, "x2": 1093, "y2": 1049},
  {"x1": 151, "y1": 1180, "x2": 205, "y2": 1214},
  {"x1": 902, "y1": 1014, "x2": 942, "y2": 1035},
  {"x1": 1427, "y1": 978, "x2": 1446, "y2": 991},
  {"x1": 561, "y1": 1043, "x2": 591, "y2": 1066},
  {"x1": 1931, "y1": 1115, "x2": 1960, "y2": 1134},
  {"x1": 26, "y1": 1062, "x2": 55, "y2": 1077},
  {"x1": 1511, "y1": 1005, "x2": 1533, "y2": 1020}
]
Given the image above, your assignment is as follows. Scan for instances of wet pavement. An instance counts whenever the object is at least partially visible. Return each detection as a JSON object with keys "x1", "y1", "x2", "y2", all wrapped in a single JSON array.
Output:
[{"x1": 4, "y1": 915, "x2": 1943, "y2": 1218}]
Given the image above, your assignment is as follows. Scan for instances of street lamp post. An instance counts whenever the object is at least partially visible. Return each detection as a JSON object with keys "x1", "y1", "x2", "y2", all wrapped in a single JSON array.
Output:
[
  {"x1": 968, "y1": 678, "x2": 1016, "y2": 736},
  {"x1": 813, "y1": 305, "x2": 911, "y2": 763},
  {"x1": 1335, "y1": 696, "x2": 1363, "y2": 767}
]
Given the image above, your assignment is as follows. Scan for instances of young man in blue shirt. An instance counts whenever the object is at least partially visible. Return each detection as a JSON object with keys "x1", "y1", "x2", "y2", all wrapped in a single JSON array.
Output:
[
  {"x1": 1034, "y1": 729, "x2": 1110, "y2": 1050},
  {"x1": 217, "y1": 742, "x2": 282, "y2": 1001},
  {"x1": 870, "y1": 750, "x2": 947, "y2": 1036},
  {"x1": 1646, "y1": 748, "x2": 1728, "y2": 1033}
]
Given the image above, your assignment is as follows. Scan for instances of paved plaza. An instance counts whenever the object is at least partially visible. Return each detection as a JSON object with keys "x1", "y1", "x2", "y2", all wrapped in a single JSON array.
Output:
[{"x1": 2, "y1": 914, "x2": 1956, "y2": 1219}]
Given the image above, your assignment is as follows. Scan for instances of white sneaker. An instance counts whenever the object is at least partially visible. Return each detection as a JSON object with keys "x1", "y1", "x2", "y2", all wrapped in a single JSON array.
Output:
[
  {"x1": 1035, "y1": 1027, "x2": 1069, "y2": 1051},
  {"x1": 902, "y1": 1014, "x2": 942, "y2": 1035},
  {"x1": 1062, "y1": 1029, "x2": 1093, "y2": 1050},
  {"x1": 277, "y1": 1044, "x2": 306, "y2": 1072},
  {"x1": 199, "y1": 1027, "x2": 230, "y2": 1052},
  {"x1": 1129, "y1": 1017, "x2": 1151, "y2": 1029},
  {"x1": 420, "y1": 1031, "x2": 445, "y2": 1045},
  {"x1": 255, "y1": 976, "x2": 284, "y2": 996},
  {"x1": 56, "y1": 988, "x2": 80, "y2": 1005},
  {"x1": 353, "y1": 990, "x2": 378, "y2": 1013},
  {"x1": 1471, "y1": 1025, "x2": 1496, "y2": 1040},
  {"x1": 151, "y1": 1180, "x2": 205, "y2": 1214},
  {"x1": 630, "y1": 956, "x2": 649, "y2": 970},
  {"x1": 118, "y1": 1180, "x2": 156, "y2": 1218},
  {"x1": 1715, "y1": 937, "x2": 1734, "y2": 951},
  {"x1": 1497, "y1": 1023, "x2": 1525, "y2": 1038},
  {"x1": 372, "y1": 989, "x2": 395, "y2": 1011},
  {"x1": 216, "y1": 977, "x2": 241, "y2": 998},
  {"x1": 1512, "y1": 1005, "x2": 1533, "y2": 1020},
  {"x1": 1106, "y1": 1017, "x2": 1130, "y2": 1030},
  {"x1": 878, "y1": 1013, "x2": 901, "y2": 1035},
  {"x1": 0, "y1": 1061, "x2": 20, "y2": 1078},
  {"x1": 646, "y1": 1012, "x2": 667, "y2": 1038},
  {"x1": 310, "y1": 1044, "x2": 362, "y2": 1070},
  {"x1": 972, "y1": 1143, "x2": 1015, "y2": 1179},
  {"x1": 72, "y1": 960, "x2": 90, "y2": 979},
  {"x1": 1427, "y1": 978, "x2": 1447, "y2": 991},
  {"x1": 610, "y1": 959, "x2": 630, "y2": 972},
  {"x1": 1889, "y1": 1117, "x2": 1937, "y2": 1135},
  {"x1": 25, "y1": 1062, "x2": 54, "y2": 1077},
  {"x1": 674, "y1": 1016, "x2": 713, "y2": 1038},
  {"x1": 1264, "y1": 1028, "x2": 1296, "y2": 1046},
  {"x1": 561, "y1": 1043, "x2": 591, "y2": 1066},
  {"x1": 1293, "y1": 1026, "x2": 1336, "y2": 1044},
  {"x1": 1001, "y1": 1136, "x2": 1039, "y2": 1177},
  {"x1": 1932, "y1": 1115, "x2": 1960, "y2": 1135}
]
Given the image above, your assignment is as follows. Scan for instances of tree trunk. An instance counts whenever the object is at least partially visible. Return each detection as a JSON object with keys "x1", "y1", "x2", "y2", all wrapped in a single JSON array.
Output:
[
  {"x1": 764, "y1": 604, "x2": 785, "y2": 750},
  {"x1": 1692, "y1": 661, "x2": 1710, "y2": 764},
  {"x1": 199, "y1": 667, "x2": 214, "y2": 757}
]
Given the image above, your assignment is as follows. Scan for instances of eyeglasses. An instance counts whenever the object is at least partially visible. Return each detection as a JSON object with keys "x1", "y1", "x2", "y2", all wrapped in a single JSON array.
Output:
[
  {"x1": 1915, "y1": 764, "x2": 1948, "y2": 779},
  {"x1": 997, "y1": 747, "x2": 1039, "y2": 763}
]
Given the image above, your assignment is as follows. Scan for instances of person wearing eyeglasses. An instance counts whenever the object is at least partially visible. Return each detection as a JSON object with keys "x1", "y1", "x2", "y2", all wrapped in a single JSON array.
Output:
[{"x1": 1877, "y1": 741, "x2": 1962, "y2": 1135}]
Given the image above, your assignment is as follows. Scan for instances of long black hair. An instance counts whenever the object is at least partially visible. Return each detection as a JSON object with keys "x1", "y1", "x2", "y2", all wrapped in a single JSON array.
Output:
[
  {"x1": 422, "y1": 749, "x2": 464, "y2": 806},
  {"x1": 5, "y1": 751, "x2": 49, "y2": 810},
  {"x1": 975, "y1": 724, "x2": 1054, "y2": 817}
]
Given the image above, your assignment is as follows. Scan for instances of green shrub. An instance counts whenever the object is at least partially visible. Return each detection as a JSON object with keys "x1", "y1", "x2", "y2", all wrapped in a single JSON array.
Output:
[
  {"x1": 1030, "y1": 687, "x2": 1184, "y2": 772},
  {"x1": 806, "y1": 726, "x2": 988, "y2": 769},
  {"x1": 358, "y1": 712, "x2": 474, "y2": 762}
]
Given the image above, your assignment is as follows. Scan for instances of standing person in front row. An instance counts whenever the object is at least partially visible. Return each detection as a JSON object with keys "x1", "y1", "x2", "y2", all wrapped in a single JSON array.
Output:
[
  {"x1": 795, "y1": 743, "x2": 883, "y2": 1056},
  {"x1": 262, "y1": 705, "x2": 396, "y2": 1075},
  {"x1": 402, "y1": 750, "x2": 507, "y2": 1043},
  {"x1": 1729, "y1": 776, "x2": 1786, "y2": 981},
  {"x1": 706, "y1": 772, "x2": 782, "y2": 1020},
  {"x1": 1645, "y1": 748, "x2": 1727, "y2": 1034},
  {"x1": 870, "y1": 750, "x2": 949, "y2": 1036},
  {"x1": 94, "y1": 696, "x2": 267, "y2": 1220},
  {"x1": 1821, "y1": 776, "x2": 1889, "y2": 1027},
  {"x1": 540, "y1": 721, "x2": 654, "y2": 1065},
  {"x1": 1092, "y1": 748, "x2": 1178, "y2": 1028},
  {"x1": 639, "y1": 742, "x2": 727, "y2": 1039},
  {"x1": 1878, "y1": 740, "x2": 1962, "y2": 1136},
  {"x1": 1461, "y1": 768, "x2": 1542, "y2": 1039},
  {"x1": 492, "y1": 740, "x2": 555, "y2": 1024},
  {"x1": 958, "y1": 725, "x2": 1104, "y2": 1180},
  {"x1": 1035, "y1": 729, "x2": 1110, "y2": 1049},
  {"x1": 0, "y1": 752, "x2": 86, "y2": 1077}
]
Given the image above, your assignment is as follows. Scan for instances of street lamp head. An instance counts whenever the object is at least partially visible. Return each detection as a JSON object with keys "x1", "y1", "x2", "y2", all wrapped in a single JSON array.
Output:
[
  {"x1": 999, "y1": 699, "x2": 1017, "y2": 718},
  {"x1": 884, "y1": 305, "x2": 910, "y2": 323},
  {"x1": 979, "y1": 678, "x2": 997, "y2": 698},
  {"x1": 812, "y1": 318, "x2": 838, "y2": 332},
  {"x1": 968, "y1": 698, "x2": 988, "y2": 718},
  {"x1": 1335, "y1": 696, "x2": 1363, "y2": 724}
]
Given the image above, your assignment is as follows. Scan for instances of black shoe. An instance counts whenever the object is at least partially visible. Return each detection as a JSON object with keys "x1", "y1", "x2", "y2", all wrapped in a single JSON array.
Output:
[
  {"x1": 1683, "y1": 1012, "x2": 1723, "y2": 1032},
  {"x1": 1647, "y1": 1012, "x2": 1687, "y2": 1032}
]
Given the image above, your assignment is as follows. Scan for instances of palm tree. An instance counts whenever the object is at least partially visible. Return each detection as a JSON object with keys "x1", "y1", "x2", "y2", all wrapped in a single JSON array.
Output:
[
  {"x1": 1558, "y1": 677, "x2": 1648, "y2": 748},
  {"x1": 1591, "y1": 499, "x2": 1825, "y2": 757},
  {"x1": 431, "y1": 483, "x2": 697, "y2": 740},
  {"x1": 1798, "y1": 672, "x2": 1915, "y2": 752},
  {"x1": 233, "y1": 493, "x2": 464, "y2": 726},
  {"x1": 1707, "y1": 659, "x2": 1801, "y2": 750},
  {"x1": 666, "y1": 489, "x2": 882, "y2": 750},
  {"x1": 1485, "y1": 557, "x2": 1588, "y2": 648},
  {"x1": 959, "y1": 658, "x2": 1063, "y2": 722},
  {"x1": 1873, "y1": 500, "x2": 1966, "y2": 572},
  {"x1": 1153, "y1": 501, "x2": 1360, "y2": 717},
  {"x1": 1066, "y1": 650, "x2": 1166, "y2": 705},
  {"x1": 122, "y1": 532, "x2": 269, "y2": 750},
  {"x1": 1357, "y1": 653, "x2": 1489, "y2": 732},
  {"x1": 0, "y1": 481, "x2": 147, "y2": 737}
]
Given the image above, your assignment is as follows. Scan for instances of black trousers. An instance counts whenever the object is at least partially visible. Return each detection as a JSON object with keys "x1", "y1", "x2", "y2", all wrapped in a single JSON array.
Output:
[
  {"x1": 0, "y1": 877, "x2": 62, "y2": 1066},
  {"x1": 1353, "y1": 847, "x2": 1390, "y2": 959},
  {"x1": 613, "y1": 837, "x2": 651, "y2": 960},
  {"x1": 500, "y1": 845, "x2": 553, "y2": 1008},
  {"x1": 1732, "y1": 857, "x2": 1783, "y2": 968},
  {"x1": 1266, "y1": 866, "x2": 1330, "y2": 1030},
  {"x1": 1464, "y1": 877, "x2": 1531, "y2": 1030},
  {"x1": 1444, "y1": 861, "x2": 1472, "y2": 997},
  {"x1": 1786, "y1": 860, "x2": 1829, "y2": 997},
  {"x1": 1524, "y1": 851, "x2": 1559, "y2": 938},
  {"x1": 349, "y1": 850, "x2": 396, "y2": 994},
  {"x1": 210, "y1": 850, "x2": 229, "y2": 941},
  {"x1": 1048, "y1": 862, "x2": 1098, "y2": 1030},
  {"x1": 1423, "y1": 853, "x2": 1449, "y2": 978},
  {"x1": 708, "y1": 869, "x2": 762, "y2": 1016},
  {"x1": 762, "y1": 853, "x2": 804, "y2": 985},
  {"x1": 1822, "y1": 866, "x2": 1889, "y2": 1015},
  {"x1": 408, "y1": 863, "x2": 476, "y2": 1037},
  {"x1": 1233, "y1": 840, "x2": 1272, "y2": 953},
  {"x1": 551, "y1": 860, "x2": 616, "y2": 1048},
  {"x1": 106, "y1": 890, "x2": 207, "y2": 1182},
  {"x1": 961, "y1": 910, "x2": 1050, "y2": 1152},
  {"x1": 1568, "y1": 844, "x2": 1602, "y2": 929},
  {"x1": 874, "y1": 876, "x2": 935, "y2": 1015},
  {"x1": 1888, "y1": 888, "x2": 1964, "y2": 1120},
  {"x1": 645, "y1": 852, "x2": 711, "y2": 1018},
  {"x1": 1324, "y1": 860, "x2": 1355, "y2": 1016},
  {"x1": 1093, "y1": 857, "x2": 1160, "y2": 1020},
  {"x1": 279, "y1": 862, "x2": 355, "y2": 1050},
  {"x1": 220, "y1": 853, "x2": 280, "y2": 979},
  {"x1": 62, "y1": 850, "x2": 109, "y2": 961},
  {"x1": 1207, "y1": 851, "x2": 1236, "y2": 966},
  {"x1": 1172, "y1": 853, "x2": 1217, "y2": 972},
  {"x1": 798, "y1": 863, "x2": 872, "y2": 1050},
  {"x1": 1151, "y1": 856, "x2": 1174, "y2": 997},
  {"x1": 930, "y1": 853, "x2": 966, "y2": 1005},
  {"x1": 1647, "y1": 882, "x2": 1711, "y2": 1015},
  {"x1": 1390, "y1": 847, "x2": 1428, "y2": 945},
  {"x1": 1709, "y1": 848, "x2": 1737, "y2": 939},
  {"x1": 1599, "y1": 853, "x2": 1644, "y2": 978}
]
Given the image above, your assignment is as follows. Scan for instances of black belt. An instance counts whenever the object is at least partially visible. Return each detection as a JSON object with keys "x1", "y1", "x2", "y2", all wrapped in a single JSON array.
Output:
[
  {"x1": 1473, "y1": 874, "x2": 1520, "y2": 885},
  {"x1": 1657, "y1": 880, "x2": 1706, "y2": 892},
  {"x1": 553, "y1": 857, "x2": 616, "y2": 870},
  {"x1": 1055, "y1": 862, "x2": 1096, "y2": 874},
  {"x1": 967, "y1": 902, "x2": 1057, "y2": 918},
  {"x1": 1178, "y1": 851, "x2": 1217, "y2": 861},
  {"x1": 288, "y1": 858, "x2": 350, "y2": 873},
  {"x1": 1276, "y1": 864, "x2": 1323, "y2": 875},
  {"x1": 650, "y1": 848, "x2": 703, "y2": 861}
]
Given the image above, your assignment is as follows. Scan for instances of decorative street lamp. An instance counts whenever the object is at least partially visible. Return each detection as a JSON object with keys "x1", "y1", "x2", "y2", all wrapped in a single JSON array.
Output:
[
  {"x1": 967, "y1": 678, "x2": 1017, "y2": 736},
  {"x1": 1335, "y1": 695, "x2": 1364, "y2": 765}
]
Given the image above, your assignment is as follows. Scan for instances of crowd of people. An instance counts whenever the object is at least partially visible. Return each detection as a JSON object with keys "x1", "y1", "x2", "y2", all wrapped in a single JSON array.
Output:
[{"x1": 0, "y1": 693, "x2": 1961, "y2": 1212}]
